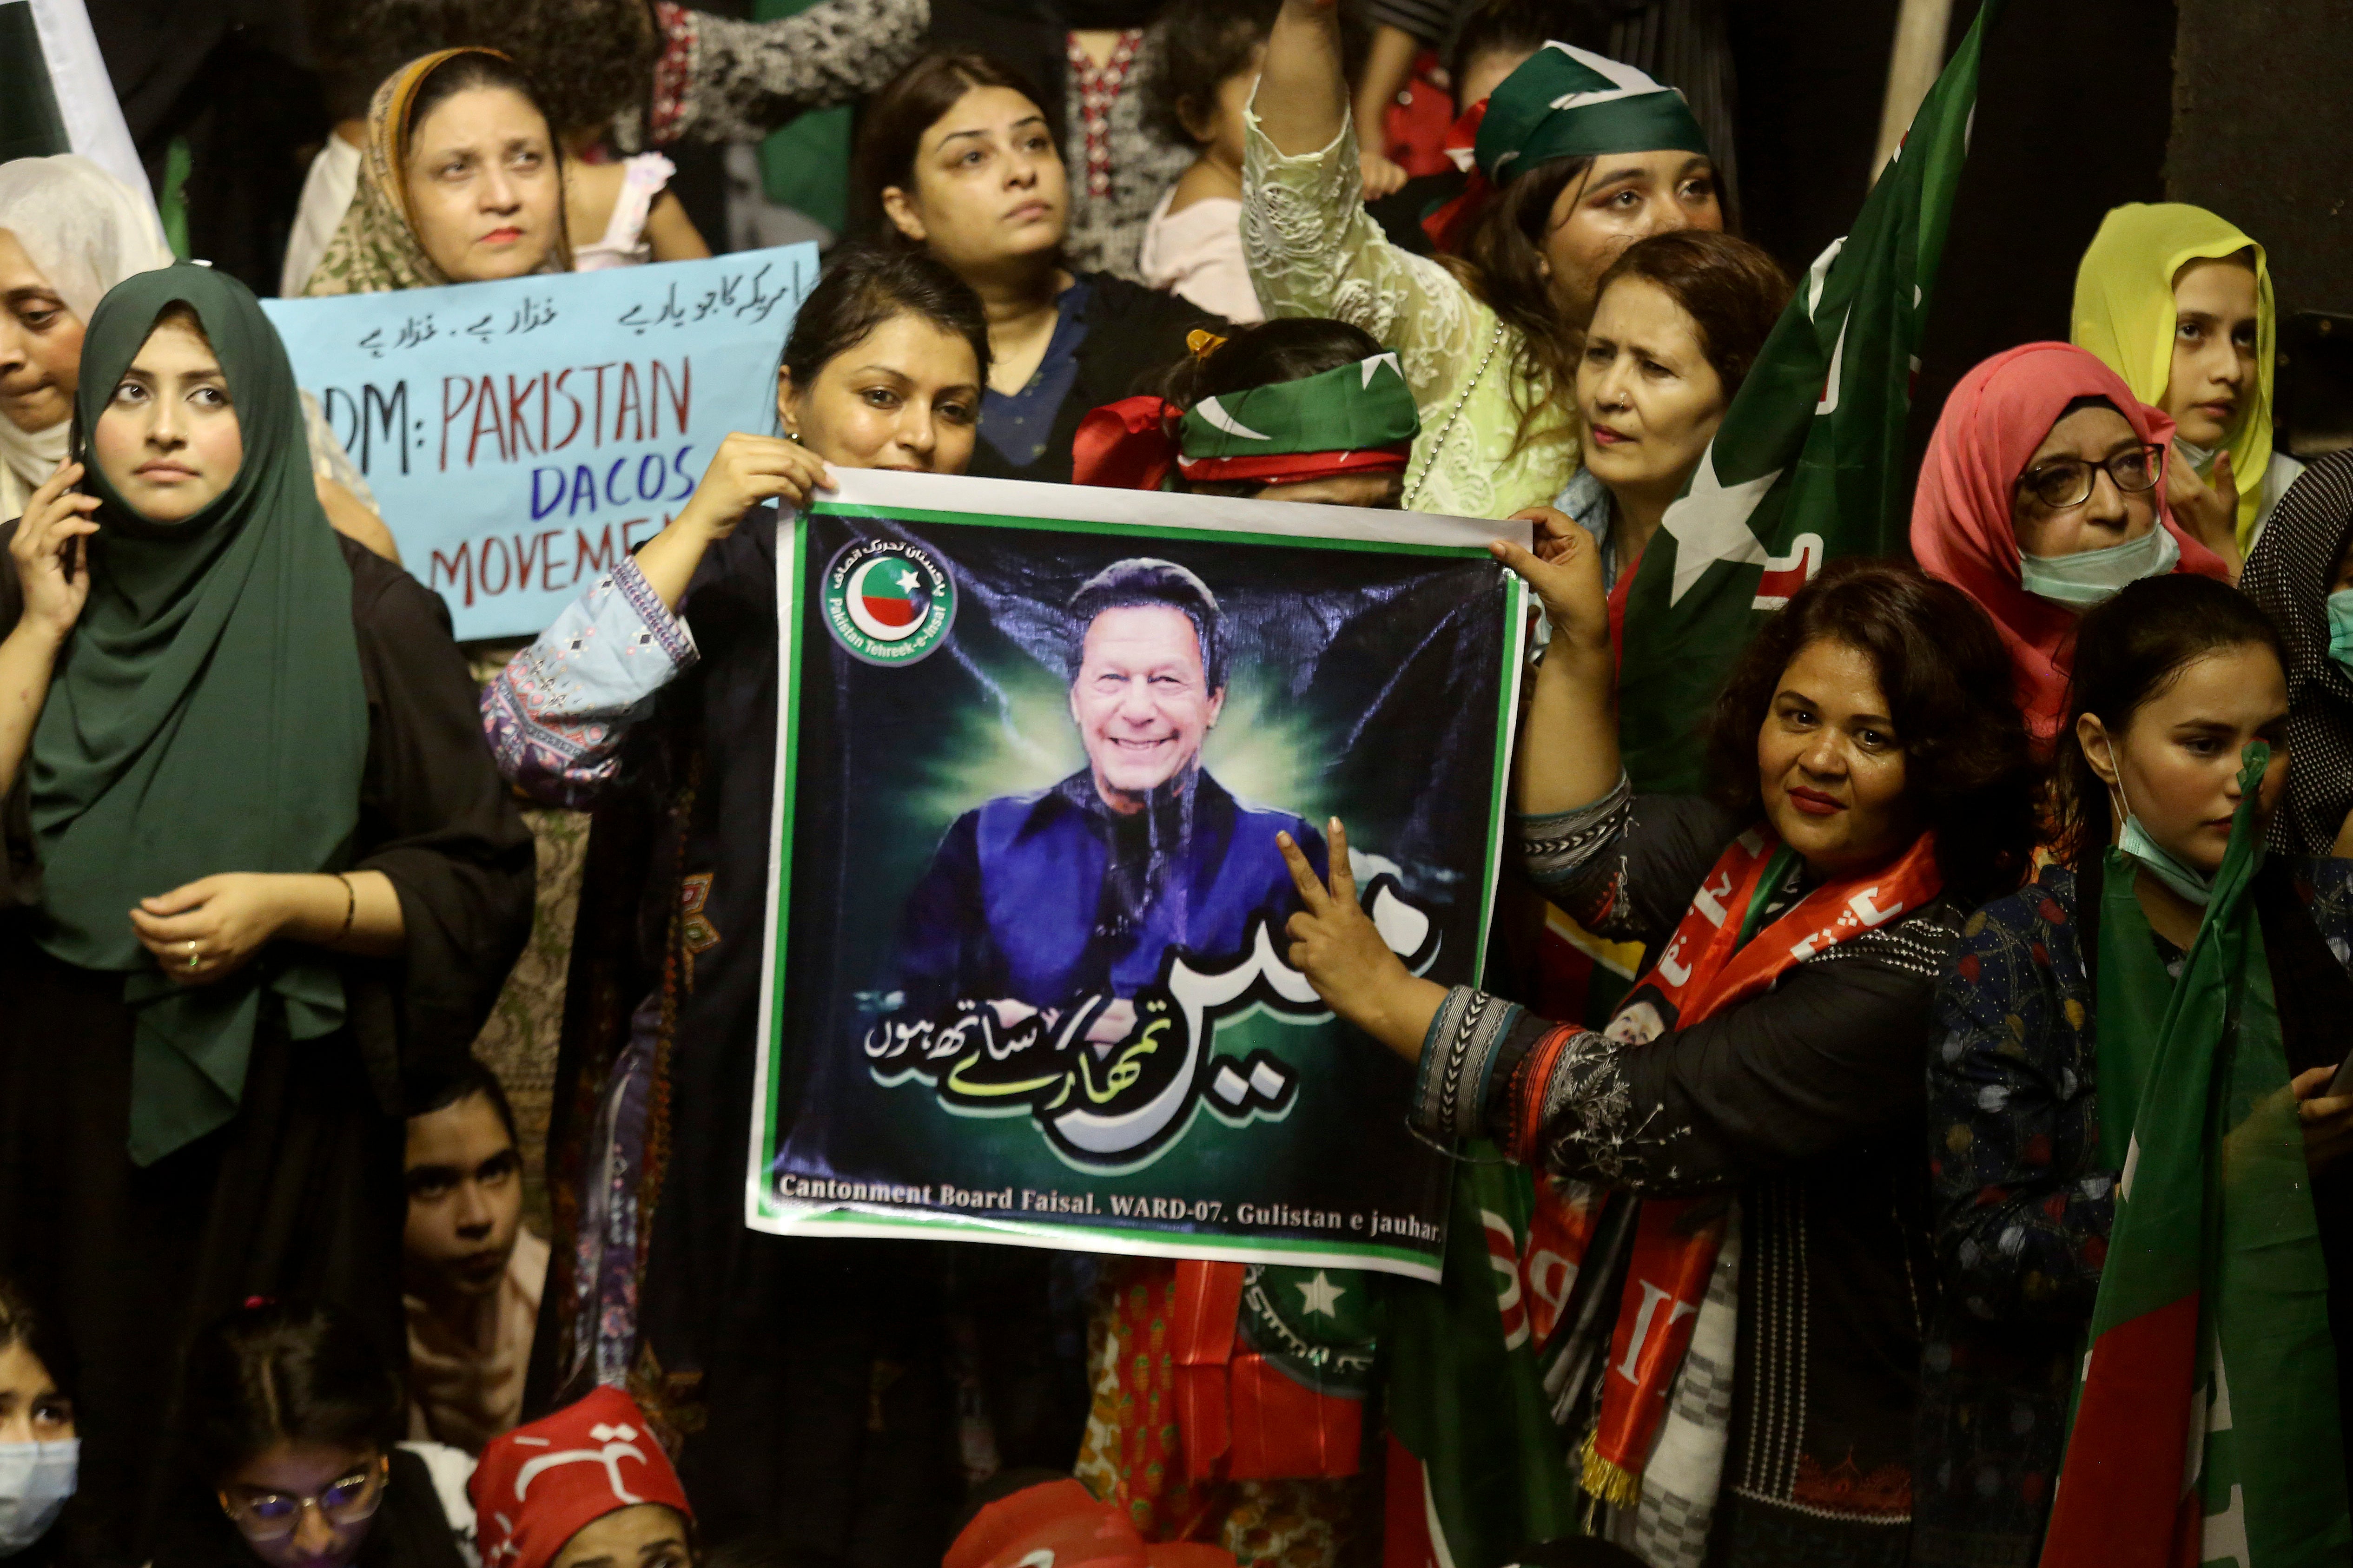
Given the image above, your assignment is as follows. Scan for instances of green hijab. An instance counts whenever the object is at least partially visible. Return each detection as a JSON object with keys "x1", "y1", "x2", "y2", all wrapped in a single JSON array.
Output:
[{"x1": 30, "y1": 264, "x2": 370, "y2": 1166}]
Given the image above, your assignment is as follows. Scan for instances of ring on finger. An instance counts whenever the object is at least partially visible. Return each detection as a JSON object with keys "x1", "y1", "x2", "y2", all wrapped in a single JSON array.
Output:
[{"x1": 184, "y1": 940, "x2": 201, "y2": 972}]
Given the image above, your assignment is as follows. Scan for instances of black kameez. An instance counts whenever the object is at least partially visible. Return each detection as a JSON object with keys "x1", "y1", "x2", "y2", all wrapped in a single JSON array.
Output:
[{"x1": 0, "y1": 530, "x2": 534, "y2": 1568}]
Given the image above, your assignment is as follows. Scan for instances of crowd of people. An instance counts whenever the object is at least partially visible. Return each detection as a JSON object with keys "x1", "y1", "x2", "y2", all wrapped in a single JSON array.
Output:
[{"x1": 1, "y1": 0, "x2": 2350, "y2": 1566}]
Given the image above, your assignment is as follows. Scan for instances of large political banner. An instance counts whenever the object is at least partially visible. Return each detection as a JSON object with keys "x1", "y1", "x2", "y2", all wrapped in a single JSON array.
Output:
[
  {"x1": 261, "y1": 245, "x2": 818, "y2": 639},
  {"x1": 747, "y1": 469, "x2": 1530, "y2": 1281}
]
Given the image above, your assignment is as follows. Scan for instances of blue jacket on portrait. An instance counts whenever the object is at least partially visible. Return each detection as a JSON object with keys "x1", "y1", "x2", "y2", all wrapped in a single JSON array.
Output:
[{"x1": 886, "y1": 767, "x2": 1329, "y2": 1014}]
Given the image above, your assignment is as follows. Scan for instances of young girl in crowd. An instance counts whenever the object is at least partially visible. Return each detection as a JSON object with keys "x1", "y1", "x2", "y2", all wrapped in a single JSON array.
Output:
[
  {"x1": 0, "y1": 1278, "x2": 75, "y2": 1568},
  {"x1": 0, "y1": 266, "x2": 532, "y2": 1565},
  {"x1": 1917, "y1": 573, "x2": 2353, "y2": 1567},
  {"x1": 2073, "y1": 202, "x2": 2302, "y2": 555},
  {"x1": 1137, "y1": 0, "x2": 1278, "y2": 322},
  {"x1": 484, "y1": 247, "x2": 1061, "y2": 1556},
  {"x1": 1277, "y1": 545, "x2": 2037, "y2": 1564},
  {"x1": 1548, "y1": 228, "x2": 1786, "y2": 593},
  {"x1": 858, "y1": 51, "x2": 1218, "y2": 485},
  {"x1": 1245, "y1": 0, "x2": 1722, "y2": 518},
  {"x1": 0, "y1": 155, "x2": 394, "y2": 559},
  {"x1": 304, "y1": 49, "x2": 574, "y2": 295},
  {"x1": 1911, "y1": 342, "x2": 2233, "y2": 745},
  {"x1": 2242, "y1": 450, "x2": 2353, "y2": 856},
  {"x1": 162, "y1": 1302, "x2": 468, "y2": 1568}
]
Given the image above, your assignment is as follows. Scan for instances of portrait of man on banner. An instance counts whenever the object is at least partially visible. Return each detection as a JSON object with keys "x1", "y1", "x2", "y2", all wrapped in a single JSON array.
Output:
[{"x1": 886, "y1": 557, "x2": 1329, "y2": 1047}]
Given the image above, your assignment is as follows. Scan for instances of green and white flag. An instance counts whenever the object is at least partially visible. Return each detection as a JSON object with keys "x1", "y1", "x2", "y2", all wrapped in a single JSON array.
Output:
[
  {"x1": 1, "y1": 0, "x2": 153, "y2": 205},
  {"x1": 1613, "y1": 0, "x2": 2002, "y2": 792},
  {"x1": 2041, "y1": 744, "x2": 2349, "y2": 1568}
]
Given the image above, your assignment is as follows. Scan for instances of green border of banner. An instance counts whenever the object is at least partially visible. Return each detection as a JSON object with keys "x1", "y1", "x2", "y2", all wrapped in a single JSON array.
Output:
[{"x1": 746, "y1": 486, "x2": 1529, "y2": 1281}]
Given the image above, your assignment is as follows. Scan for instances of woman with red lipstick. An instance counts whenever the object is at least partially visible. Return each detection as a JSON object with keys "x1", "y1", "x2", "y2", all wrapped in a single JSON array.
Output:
[
  {"x1": 0, "y1": 266, "x2": 531, "y2": 1567},
  {"x1": 1918, "y1": 573, "x2": 2353, "y2": 1566},
  {"x1": 2073, "y1": 203, "x2": 2302, "y2": 558},
  {"x1": 858, "y1": 51, "x2": 1221, "y2": 486},
  {"x1": 1276, "y1": 551, "x2": 2036, "y2": 1564},
  {"x1": 304, "y1": 49, "x2": 573, "y2": 296},
  {"x1": 159, "y1": 1301, "x2": 469, "y2": 1568}
]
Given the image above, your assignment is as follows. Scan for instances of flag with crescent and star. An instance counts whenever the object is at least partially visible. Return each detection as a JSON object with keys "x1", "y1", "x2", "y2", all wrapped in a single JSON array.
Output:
[{"x1": 1612, "y1": 0, "x2": 2004, "y2": 792}]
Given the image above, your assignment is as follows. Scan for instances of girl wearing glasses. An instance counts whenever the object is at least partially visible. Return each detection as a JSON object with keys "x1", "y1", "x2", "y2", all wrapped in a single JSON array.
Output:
[
  {"x1": 1911, "y1": 342, "x2": 2234, "y2": 747},
  {"x1": 162, "y1": 1302, "x2": 467, "y2": 1568}
]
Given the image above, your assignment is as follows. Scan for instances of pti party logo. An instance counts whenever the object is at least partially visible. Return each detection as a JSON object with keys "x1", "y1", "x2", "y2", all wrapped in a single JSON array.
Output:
[{"x1": 820, "y1": 538, "x2": 957, "y2": 666}]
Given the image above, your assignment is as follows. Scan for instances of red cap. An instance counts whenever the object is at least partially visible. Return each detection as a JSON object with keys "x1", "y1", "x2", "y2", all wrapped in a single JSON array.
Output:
[
  {"x1": 944, "y1": 1481, "x2": 1233, "y2": 1568},
  {"x1": 469, "y1": 1388, "x2": 693, "y2": 1568}
]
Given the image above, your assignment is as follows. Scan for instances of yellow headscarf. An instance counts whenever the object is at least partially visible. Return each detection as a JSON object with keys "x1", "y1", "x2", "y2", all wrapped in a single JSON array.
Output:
[{"x1": 2071, "y1": 203, "x2": 2275, "y2": 553}]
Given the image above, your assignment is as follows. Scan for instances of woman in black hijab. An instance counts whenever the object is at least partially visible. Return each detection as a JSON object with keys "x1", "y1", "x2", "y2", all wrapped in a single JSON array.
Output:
[{"x1": 0, "y1": 264, "x2": 532, "y2": 1568}]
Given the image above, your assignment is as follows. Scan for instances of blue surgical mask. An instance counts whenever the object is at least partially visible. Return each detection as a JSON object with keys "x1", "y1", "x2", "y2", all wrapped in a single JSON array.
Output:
[
  {"x1": 2326, "y1": 588, "x2": 2353, "y2": 673},
  {"x1": 2114, "y1": 772, "x2": 2215, "y2": 907},
  {"x1": 0, "y1": 1439, "x2": 76, "y2": 1557},
  {"x1": 2020, "y1": 525, "x2": 2180, "y2": 609}
]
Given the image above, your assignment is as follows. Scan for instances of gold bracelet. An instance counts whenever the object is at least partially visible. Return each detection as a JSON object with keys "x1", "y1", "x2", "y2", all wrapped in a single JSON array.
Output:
[{"x1": 333, "y1": 873, "x2": 356, "y2": 944}]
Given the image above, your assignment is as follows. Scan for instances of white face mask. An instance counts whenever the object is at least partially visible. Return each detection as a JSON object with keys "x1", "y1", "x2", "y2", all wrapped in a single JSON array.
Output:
[
  {"x1": 2112, "y1": 769, "x2": 2215, "y2": 908},
  {"x1": 2020, "y1": 523, "x2": 2180, "y2": 609},
  {"x1": 0, "y1": 1440, "x2": 76, "y2": 1557}
]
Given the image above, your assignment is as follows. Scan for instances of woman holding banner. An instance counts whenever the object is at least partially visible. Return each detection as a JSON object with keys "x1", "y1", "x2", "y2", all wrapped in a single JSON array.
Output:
[
  {"x1": 1241, "y1": 0, "x2": 1725, "y2": 519},
  {"x1": 0, "y1": 265, "x2": 532, "y2": 1565},
  {"x1": 1276, "y1": 545, "x2": 2038, "y2": 1565},
  {"x1": 481, "y1": 248, "x2": 1071, "y2": 1560},
  {"x1": 1916, "y1": 573, "x2": 2353, "y2": 1568}
]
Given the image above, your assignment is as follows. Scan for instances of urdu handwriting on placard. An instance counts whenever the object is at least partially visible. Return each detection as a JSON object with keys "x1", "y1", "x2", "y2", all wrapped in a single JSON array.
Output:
[
  {"x1": 353, "y1": 297, "x2": 562, "y2": 359},
  {"x1": 617, "y1": 260, "x2": 808, "y2": 335}
]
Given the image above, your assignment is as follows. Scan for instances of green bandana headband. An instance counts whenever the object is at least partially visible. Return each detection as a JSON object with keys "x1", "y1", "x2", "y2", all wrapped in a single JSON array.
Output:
[
  {"x1": 1176, "y1": 353, "x2": 1421, "y2": 481},
  {"x1": 1470, "y1": 41, "x2": 1712, "y2": 186}
]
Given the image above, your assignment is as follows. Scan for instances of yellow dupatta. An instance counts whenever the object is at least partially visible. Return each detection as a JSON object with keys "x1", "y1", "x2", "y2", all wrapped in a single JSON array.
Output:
[{"x1": 2071, "y1": 202, "x2": 2276, "y2": 553}]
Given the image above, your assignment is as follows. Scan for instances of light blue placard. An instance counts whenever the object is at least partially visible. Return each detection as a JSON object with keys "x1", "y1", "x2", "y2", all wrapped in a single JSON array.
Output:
[{"x1": 261, "y1": 244, "x2": 817, "y2": 640}]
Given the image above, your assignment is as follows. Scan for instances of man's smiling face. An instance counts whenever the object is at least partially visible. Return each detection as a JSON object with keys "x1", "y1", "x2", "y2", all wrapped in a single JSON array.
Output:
[{"x1": 1070, "y1": 604, "x2": 1224, "y2": 812}]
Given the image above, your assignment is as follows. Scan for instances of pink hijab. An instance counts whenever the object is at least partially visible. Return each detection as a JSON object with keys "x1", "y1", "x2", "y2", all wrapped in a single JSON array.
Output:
[{"x1": 1911, "y1": 342, "x2": 2230, "y2": 744}]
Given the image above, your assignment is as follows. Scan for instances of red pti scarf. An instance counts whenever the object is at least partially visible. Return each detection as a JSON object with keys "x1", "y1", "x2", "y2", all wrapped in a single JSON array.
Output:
[{"x1": 1503, "y1": 826, "x2": 1944, "y2": 1502}]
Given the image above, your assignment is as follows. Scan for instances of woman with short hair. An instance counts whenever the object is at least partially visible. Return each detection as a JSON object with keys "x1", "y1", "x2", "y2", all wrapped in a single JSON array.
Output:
[{"x1": 1278, "y1": 540, "x2": 2038, "y2": 1563}]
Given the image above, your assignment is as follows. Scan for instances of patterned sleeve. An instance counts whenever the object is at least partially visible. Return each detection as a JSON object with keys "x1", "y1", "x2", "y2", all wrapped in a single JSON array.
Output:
[
  {"x1": 1413, "y1": 911, "x2": 1959, "y2": 1195},
  {"x1": 1926, "y1": 887, "x2": 2114, "y2": 1324},
  {"x1": 479, "y1": 557, "x2": 698, "y2": 809},
  {"x1": 1516, "y1": 776, "x2": 1744, "y2": 951},
  {"x1": 1238, "y1": 107, "x2": 1486, "y2": 412},
  {"x1": 651, "y1": 0, "x2": 931, "y2": 145}
]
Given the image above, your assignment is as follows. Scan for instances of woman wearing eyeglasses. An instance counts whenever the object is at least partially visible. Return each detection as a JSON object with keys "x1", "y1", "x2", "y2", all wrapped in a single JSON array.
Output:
[
  {"x1": 160, "y1": 1301, "x2": 468, "y2": 1568},
  {"x1": 1912, "y1": 342, "x2": 2235, "y2": 749}
]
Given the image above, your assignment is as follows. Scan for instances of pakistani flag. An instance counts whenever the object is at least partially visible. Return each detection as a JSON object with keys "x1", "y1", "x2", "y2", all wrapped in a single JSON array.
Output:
[
  {"x1": 1, "y1": 0, "x2": 153, "y2": 204},
  {"x1": 1383, "y1": 1156, "x2": 1584, "y2": 1568},
  {"x1": 2040, "y1": 744, "x2": 2349, "y2": 1568},
  {"x1": 1613, "y1": 0, "x2": 2002, "y2": 792}
]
